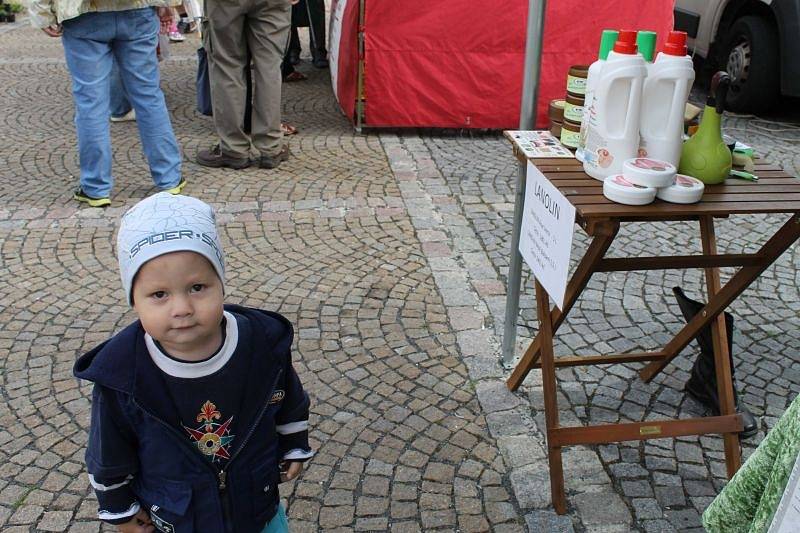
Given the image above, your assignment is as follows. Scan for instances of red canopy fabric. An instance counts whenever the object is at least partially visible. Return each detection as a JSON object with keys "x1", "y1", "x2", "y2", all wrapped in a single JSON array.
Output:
[{"x1": 331, "y1": 0, "x2": 674, "y2": 129}]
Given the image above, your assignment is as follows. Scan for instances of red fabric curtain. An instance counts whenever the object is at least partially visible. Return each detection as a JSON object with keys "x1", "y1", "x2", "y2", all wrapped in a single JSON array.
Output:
[{"x1": 332, "y1": 0, "x2": 674, "y2": 129}]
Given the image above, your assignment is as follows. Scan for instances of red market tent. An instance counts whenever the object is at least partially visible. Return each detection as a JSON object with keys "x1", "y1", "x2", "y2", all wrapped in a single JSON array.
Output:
[{"x1": 329, "y1": 0, "x2": 674, "y2": 129}]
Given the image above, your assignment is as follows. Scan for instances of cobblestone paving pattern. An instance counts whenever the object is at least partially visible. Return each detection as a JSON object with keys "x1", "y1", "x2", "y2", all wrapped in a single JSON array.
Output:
[
  {"x1": 2, "y1": 18, "x2": 800, "y2": 533},
  {"x1": 0, "y1": 25, "x2": 526, "y2": 532}
]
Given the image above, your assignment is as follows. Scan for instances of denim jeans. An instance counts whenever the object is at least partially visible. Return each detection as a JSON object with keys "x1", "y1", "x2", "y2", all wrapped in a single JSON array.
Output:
[
  {"x1": 110, "y1": 58, "x2": 132, "y2": 118},
  {"x1": 61, "y1": 8, "x2": 181, "y2": 198},
  {"x1": 260, "y1": 504, "x2": 289, "y2": 533}
]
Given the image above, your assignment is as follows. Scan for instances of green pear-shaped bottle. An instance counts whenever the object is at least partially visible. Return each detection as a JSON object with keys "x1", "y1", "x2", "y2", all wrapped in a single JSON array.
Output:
[{"x1": 678, "y1": 72, "x2": 732, "y2": 184}]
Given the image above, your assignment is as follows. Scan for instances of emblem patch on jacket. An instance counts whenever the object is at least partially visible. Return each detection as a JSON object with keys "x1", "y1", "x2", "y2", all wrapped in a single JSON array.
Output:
[
  {"x1": 269, "y1": 390, "x2": 285, "y2": 404},
  {"x1": 183, "y1": 401, "x2": 234, "y2": 461},
  {"x1": 150, "y1": 506, "x2": 175, "y2": 533}
]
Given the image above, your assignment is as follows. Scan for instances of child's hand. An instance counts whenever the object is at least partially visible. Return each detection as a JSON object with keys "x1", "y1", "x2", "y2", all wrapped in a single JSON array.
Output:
[
  {"x1": 117, "y1": 509, "x2": 155, "y2": 533},
  {"x1": 279, "y1": 460, "x2": 303, "y2": 483}
]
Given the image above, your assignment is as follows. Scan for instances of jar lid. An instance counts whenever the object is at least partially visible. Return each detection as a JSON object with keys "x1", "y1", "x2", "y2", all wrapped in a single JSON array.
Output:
[
  {"x1": 603, "y1": 175, "x2": 656, "y2": 205},
  {"x1": 548, "y1": 99, "x2": 565, "y2": 122},
  {"x1": 656, "y1": 174, "x2": 705, "y2": 204},
  {"x1": 568, "y1": 65, "x2": 589, "y2": 78},
  {"x1": 622, "y1": 157, "x2": 676, "y2": 188}
]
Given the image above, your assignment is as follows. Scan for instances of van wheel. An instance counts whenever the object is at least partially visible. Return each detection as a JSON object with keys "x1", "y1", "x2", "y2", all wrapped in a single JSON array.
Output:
[{"x1": 721, "y1": 16, "x2": 779, "y2": 112}]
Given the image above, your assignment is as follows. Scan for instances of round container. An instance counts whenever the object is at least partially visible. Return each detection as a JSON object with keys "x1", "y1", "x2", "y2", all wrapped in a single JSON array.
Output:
[
  {"x1": 550, "y1": 119, "x2": 562, "y2": 138},
  {"x1": 567, "y1": 64, "x2": 589, "y2": 96},
  {"x1": 603, "y1": 175, "x2": 656, "y2": 205},
  {"x1": 564, "y1": 93, "x2": 584, "y2": 123},
  {"x1": 560, "y1": 118, "x2": 581, "y2": 149},
  {"x1": 622, "y1": 157, "x2": 676, "y2": 188},
  {"x1": 548, "y1": 99, "x2": 565, "y2": 122},
  {"x1": 656, "y1": 174, "x2": 705, "y2": 204}
]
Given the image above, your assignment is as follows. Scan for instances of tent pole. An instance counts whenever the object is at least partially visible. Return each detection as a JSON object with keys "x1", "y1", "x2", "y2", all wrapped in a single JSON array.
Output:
[
  {"x1": 501, "y1": 0, "x2": 547, "y2": 369},
  {"x1": 355, "y1": 0, "x2": 366, "y2": 132}
]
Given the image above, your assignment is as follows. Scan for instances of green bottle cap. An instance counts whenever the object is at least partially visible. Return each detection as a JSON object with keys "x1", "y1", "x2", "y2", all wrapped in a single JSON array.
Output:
[
  {"x1": 637, "y1": 31, "x2": 657, "y2": 62},
  {"x1": 598, "y1": 30, "x2": 619, "y2": 61}
]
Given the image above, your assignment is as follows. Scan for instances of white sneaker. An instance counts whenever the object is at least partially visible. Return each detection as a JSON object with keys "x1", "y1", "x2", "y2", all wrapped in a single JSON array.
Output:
[
  {"x1": 169, "y1": 31, "x2": 186, "y2": 42},
  {"x1": 110, "y1": 109, "x2": 136, "y2": 123}
]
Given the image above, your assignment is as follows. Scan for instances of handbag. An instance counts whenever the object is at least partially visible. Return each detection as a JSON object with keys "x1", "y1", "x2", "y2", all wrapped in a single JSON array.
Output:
[{"x1": 196, "y1": 46, "x2": 213, "y2": 116}]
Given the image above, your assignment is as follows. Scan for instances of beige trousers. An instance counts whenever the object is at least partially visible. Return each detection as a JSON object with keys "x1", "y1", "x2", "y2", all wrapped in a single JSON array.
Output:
[{"x1": 206, "y1": 0, "x2": 290, "y2": 158}]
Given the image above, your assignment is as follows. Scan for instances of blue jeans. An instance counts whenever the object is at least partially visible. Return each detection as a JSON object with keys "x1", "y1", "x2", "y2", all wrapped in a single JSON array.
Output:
[
  {"x1": 61, "y1": 8, "x2": 181, "y2": 198},
  {"x1": 260, "y1": 504, "x2": 288, "y2": 533},
  {"x1": 110, "y1": 58, "x2": 132, "y2": 118}
]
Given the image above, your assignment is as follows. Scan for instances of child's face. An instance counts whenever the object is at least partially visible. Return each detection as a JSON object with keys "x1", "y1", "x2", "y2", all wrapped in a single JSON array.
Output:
[{"x1": 132, "y1": 251, "x2": 224, "y2": 361}]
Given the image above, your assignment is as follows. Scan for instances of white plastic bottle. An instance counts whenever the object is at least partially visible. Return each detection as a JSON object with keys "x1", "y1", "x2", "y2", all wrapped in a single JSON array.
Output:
[
  {"x1": 582, "y1": 30, "x2": 647, "y2": 181},
  {"x1": 639, "y1": 31, "x2": 695, "y2": 167},
  {"x1": 576, "y1": 30, "x2": 618, "y2": 163}
]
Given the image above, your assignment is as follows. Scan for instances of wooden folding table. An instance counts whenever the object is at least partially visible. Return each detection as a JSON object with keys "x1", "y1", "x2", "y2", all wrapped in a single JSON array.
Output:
[{"x1": 504, "y1": 146, "x2": 800, "y2": 514}]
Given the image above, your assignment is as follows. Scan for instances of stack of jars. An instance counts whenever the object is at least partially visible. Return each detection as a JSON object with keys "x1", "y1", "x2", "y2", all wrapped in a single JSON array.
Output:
[{"x1": 555, "y1": 65, "x2": 588, "y2": 150}]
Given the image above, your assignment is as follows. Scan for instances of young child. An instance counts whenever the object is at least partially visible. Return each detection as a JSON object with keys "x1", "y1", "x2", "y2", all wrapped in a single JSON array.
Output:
[{"x1": 74, "y1": 193, "x2": 312, "y2": 533}]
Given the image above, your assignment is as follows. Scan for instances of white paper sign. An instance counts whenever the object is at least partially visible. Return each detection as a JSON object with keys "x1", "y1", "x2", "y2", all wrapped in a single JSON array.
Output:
[
  {"x1": 768, "y1": 451, "x2": 800, "y2": 533},
  {"x1": 518, "y1": 161, "x2": 576, "y2": 309}
]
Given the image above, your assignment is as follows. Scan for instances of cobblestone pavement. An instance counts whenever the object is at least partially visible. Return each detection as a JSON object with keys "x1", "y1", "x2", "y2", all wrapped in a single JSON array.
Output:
[{"x1": 1, "y1": 20, "x2": 800, "y2": 533}]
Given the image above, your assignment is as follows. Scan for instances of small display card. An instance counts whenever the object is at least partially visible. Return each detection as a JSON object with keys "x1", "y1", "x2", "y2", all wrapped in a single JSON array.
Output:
[{"x1": 505, "y1": 130, "x2": 574, "y2": 159}]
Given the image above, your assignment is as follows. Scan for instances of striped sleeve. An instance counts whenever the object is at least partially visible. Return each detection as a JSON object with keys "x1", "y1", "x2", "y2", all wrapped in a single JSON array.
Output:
[
  {"x1": 276, "y1": 356, "x2": 313, "y2": 462},
  {"x1": 90, "y1": 474, "x2": 140, "y2": 525}
]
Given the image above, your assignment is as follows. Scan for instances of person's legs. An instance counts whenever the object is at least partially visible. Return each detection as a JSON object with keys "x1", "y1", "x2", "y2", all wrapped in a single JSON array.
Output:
[
  {"x1": 206, "y1": 0, "x2": 251, "y2": 158},
  {"x1": 114, "y1": 7, "x2": 182, "y2": 190},
  {"x1": 308, "y1": 0, "x2": 327, "y2": 67},
  {"x1": 110, "y1": 57, "x2": 133, "y2": 119},
  {"x1": 287, "y1": 23, "x2": 301, "y2": 64},
  {"x1": 247, "y1": 0, "x2": 290, "y2": 160},
  {"x1": 260, "y1": 504, "x2": 289, "y2": 533},
  {"x1": 61, "y1": 12, "x2": 115, "y2": 200}
]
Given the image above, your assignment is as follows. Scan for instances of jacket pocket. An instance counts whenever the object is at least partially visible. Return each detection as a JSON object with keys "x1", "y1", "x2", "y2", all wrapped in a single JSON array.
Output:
[
  {"x1": 250, "y1": 460, "x2": 280, "y2": 524},
  {"x1": 135, "y1": 477, "x2": 194, "y2": 533}
]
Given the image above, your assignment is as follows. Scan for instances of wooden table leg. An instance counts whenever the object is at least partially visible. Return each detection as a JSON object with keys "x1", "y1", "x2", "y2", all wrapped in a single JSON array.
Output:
[
  {"x1": 507, "y1": 221, "x2": 619, "y2": 391},
  {"x1": 535, "y1": 280, "x2": 567, "y2": 514},
  {"x1": 700, "y1": 216, "x2": 742, "y2": 476},
  {"x1": 640, "y1": 213, "x2": 800, "y2": 382}
]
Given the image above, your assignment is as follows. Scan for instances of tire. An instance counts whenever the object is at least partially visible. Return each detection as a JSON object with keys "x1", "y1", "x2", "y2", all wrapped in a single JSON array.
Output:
[{"x1": 720, "y1": 16, "x2": 779, "y2": 113}]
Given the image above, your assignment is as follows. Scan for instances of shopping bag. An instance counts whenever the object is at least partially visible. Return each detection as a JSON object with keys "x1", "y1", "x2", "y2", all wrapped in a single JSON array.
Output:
[{"x1": 196, "y1": 47, "x2": 213, "y2": 116}]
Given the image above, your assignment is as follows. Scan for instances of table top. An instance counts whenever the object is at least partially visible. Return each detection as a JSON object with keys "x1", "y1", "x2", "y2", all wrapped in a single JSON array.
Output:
[{"x1": 507, "y1": 136, "x2": 800, "y2": 222}]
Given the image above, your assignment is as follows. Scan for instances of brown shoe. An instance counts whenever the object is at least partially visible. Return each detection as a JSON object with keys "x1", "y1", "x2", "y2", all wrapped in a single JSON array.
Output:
[
  {"x1": 259, "y1": 145, "x2": 290, "y2": 169},
  {"x1": 196, "y1": 145, "x2": 251, "y2": 169}
]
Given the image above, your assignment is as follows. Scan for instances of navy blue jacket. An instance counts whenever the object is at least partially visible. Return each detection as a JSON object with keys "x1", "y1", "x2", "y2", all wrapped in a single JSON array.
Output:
[{"x1": 74, "y1": 305, "x2": 311, "y2": 533}]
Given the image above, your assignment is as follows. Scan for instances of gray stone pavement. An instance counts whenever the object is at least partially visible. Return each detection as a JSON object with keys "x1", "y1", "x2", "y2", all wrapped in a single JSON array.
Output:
[{"x1": 1, "y1": 19, "x2": 799, "y2": 533}]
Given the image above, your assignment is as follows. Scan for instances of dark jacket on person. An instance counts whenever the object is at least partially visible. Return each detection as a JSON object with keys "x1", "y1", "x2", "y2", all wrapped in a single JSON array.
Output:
[{"x1": 73, "y1": 304, "x2": 311, "y2": 533}]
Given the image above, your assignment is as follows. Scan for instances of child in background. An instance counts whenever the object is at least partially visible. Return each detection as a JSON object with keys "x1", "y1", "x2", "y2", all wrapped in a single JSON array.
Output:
[
  {"x1": 168, "y1": 7, "x2": 185, "y2": 42},
  {"x1": 74, "y1": 193, "x2": 312, "y2": 532}
]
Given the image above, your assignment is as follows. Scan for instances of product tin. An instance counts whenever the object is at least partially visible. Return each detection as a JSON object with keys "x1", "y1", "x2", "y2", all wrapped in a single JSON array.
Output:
[
  {"x1": 549, "y1": 120, "x2": 562, "y2": 138},
  {"x1": 548, "y1": 99, "x2": 565, "y2": 122},
  {"x1": 603, "y1": 174, "x2": 656, "y2": 205},
  {"x1": 656, "y1": 174, "x2": 705, "y2": 204},
  {"x1": 622, "y1": 157, "x2": 676, "y2": 188},
  {"x1": 560, "y1": 119, "x2": 581, "y2": 149},
  {"x1": 566, "y1": 65, "x2": 589, "y2": 96},
  {"x1": 564, "y1": 93, "x2": 584, "y2": 123}
]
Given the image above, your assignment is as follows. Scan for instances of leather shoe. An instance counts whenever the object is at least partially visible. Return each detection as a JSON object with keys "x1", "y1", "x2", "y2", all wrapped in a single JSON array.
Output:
[
  {"x1": 196, "y1": 145, "x2": 251, "y2": 169},
  {"x1": 259, "y1": 145, "x2": 290, "y2": 169},
  {"x1": 312, "y1": 56, "x2": 329, "y2": 69}
]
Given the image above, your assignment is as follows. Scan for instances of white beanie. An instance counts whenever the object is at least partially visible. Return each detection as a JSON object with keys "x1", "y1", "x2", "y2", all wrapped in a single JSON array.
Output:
[{"x1": 117, "y1": 192, "x2": 225, "y2": 305}]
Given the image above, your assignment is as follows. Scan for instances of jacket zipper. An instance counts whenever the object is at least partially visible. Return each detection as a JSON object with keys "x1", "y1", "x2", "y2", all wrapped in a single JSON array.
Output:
[
  {"x1": 218, "y1": 368, "x2": 284, "y2": 486},
  {"x1": 132, "y1": 367, "x2": 284, "y2": 527}
]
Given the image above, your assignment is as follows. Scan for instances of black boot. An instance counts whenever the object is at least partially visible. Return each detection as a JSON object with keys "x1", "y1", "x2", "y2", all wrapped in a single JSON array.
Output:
[{"x1": 673, "y1": 287, "x2": 758, "y2": 438}]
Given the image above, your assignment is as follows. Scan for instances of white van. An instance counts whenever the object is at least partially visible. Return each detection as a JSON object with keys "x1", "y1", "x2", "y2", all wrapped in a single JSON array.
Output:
[{"x1": 674, "y1": 0, "x2": 800, "y2": 112}]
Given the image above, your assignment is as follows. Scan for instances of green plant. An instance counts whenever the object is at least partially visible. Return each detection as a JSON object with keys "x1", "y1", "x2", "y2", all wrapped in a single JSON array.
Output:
[{"x1": 8, "y1": 2, "x2": 23, "y2": 13}]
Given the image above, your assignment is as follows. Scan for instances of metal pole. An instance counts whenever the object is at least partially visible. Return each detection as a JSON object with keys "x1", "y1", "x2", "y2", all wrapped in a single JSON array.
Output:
[{"x1": 501, "y1": 0, "x2": 547, "y2": 368}]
